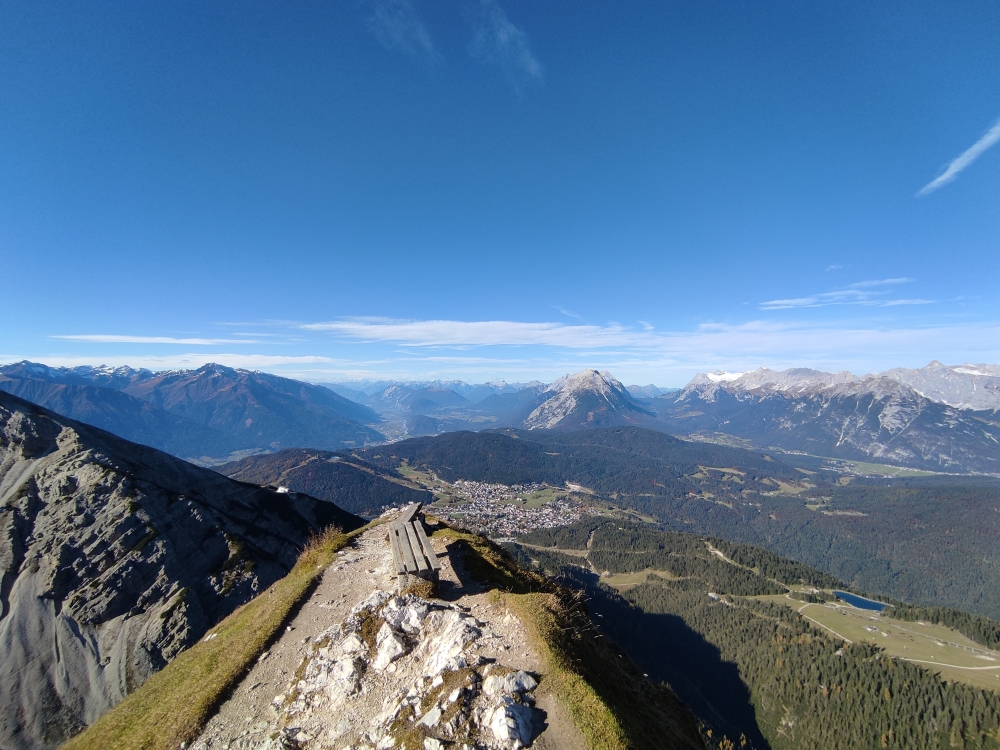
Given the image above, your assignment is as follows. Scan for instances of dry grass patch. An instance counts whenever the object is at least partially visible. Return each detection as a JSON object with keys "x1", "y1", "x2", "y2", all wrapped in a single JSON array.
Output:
[
  {"x1": 401, "y1": 578, "x2": 437, "y2": 599},
  {"x1": 61, "y1": 524, "x2": 370, "y2": 750}
]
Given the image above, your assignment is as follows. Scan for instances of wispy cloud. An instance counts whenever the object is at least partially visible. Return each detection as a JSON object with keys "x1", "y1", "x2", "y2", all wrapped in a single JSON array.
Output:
[
  {"x1": 849, "y1": 277, "x2": 913, "y2": 288},
  {"x1": 758, "y1": 278, "x2": 924, "y2": 310},
  {"x1": 293, "y1": 316, "x2": 1000, "y2": 384},
  {"x1": 51, "y1": 335, "x2": 260, "y2": 345},
  {"x1": 303, "y1": 318, "x2": 640, "y2": 348},
  {"x1": 15, "y1": 315, "x2": 1000, "y2": 386},
  {"x1": 469, "y1": 0, "x2": 542, "y2": 88},
  {"x1": 364, "y1": 0, "x2": 436, "y2": 59},
  {"x1": 1, "y1": 353, "x2": 336, "y2": 370},
  {"x1": 552, "y1": 305, "x2": 585, "y2": 322},
  {"x1": 919, "y1": 117, "x2": 1000, "y2": 195}
]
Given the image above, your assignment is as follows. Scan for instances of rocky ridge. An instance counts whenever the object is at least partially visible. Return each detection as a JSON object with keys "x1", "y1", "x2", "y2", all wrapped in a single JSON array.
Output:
[
  {"x1": 682, "y1": 361, "x2": 1000, "y2": 412},
  {"x1": 265, "y1": 591, "x2": 543, "y2": 750},
  {"x1": 0, "y1": 391, "x2": 362, "y2": 750},
  {"x1": 191, "y1": 525, "x2": 584, "y2": 750}
]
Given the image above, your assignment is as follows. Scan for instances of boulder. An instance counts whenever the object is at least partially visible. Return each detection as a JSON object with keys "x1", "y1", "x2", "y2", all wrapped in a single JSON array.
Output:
[
  {"x1": 487, "y1": 697, "x2": 536, "y2": 750},
  {"x1": 373, "y1": 624, "x2": 407, "y2": 671},
  {"x1": 483, "y1": 670, "x2": 538, "y2": 698}
]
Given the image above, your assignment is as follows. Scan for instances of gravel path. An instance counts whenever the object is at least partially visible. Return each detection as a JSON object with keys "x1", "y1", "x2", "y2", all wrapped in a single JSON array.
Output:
[{"x1": 191, "y1": 524, "x2": 583, "y2": 750}]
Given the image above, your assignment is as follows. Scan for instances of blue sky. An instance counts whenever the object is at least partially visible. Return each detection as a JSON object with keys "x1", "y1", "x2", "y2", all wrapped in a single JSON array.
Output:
[{"x1": 2, "y1": 1, "x2": 999, "y2": 386}]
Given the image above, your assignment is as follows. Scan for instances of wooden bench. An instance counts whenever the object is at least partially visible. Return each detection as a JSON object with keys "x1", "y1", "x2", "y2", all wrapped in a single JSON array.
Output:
[{"x1": 388, "y1": 503, "x2": 441, "y2": 590}]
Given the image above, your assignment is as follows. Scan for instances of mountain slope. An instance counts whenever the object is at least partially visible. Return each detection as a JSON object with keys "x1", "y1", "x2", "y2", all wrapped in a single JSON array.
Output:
[
  {"x1": 0, "y1": 362, "x2": 385, "y2": 460},
  {"x1": 656, "y1": 368, "x2": 1000, "y2": 474},
  {"x1": 113, "y1": 363, "x2": 384, "y2": 444},
  {"x1": 64, "y1": 519, "x2": 706, "y2": 750},
  {"x1": 524, "y1": 370, "x2": 656, "y2": 430},
  {"x1": 358, "y1": 427, "x2": 1000, "y2": 619},
  {"x1": 515, "y1": 520, "x2": 1000, "y2": 749},
  {"x1": 0, "y1": 376, "x2": 231, "y2": 458},
  {"x1": 358, "y1": 426, "x2": 803, "y2": 499},
  {"x1": 216, "y1": 448, "x2": 432, "y2": 517},
  {"x1": 883, "y1": 360, "x2": 1000, "y2": 411},
  {"x1": 0, "y1": 391, "x2": 363, "y2": 750}
]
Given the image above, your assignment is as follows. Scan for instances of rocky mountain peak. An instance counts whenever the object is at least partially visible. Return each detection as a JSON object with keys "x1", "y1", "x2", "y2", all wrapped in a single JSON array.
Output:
[{"x1": 524, "y1": 369, "x2": 653, "y2": 431}]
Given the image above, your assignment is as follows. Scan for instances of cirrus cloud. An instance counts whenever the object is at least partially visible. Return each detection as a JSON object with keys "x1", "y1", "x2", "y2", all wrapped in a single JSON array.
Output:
[
  {"x1": 919, "y1": 116, "x2": 1000, "y2": 195},
  {"x1": 51, "y1": 335, "x2": 261, "y2": 345}
]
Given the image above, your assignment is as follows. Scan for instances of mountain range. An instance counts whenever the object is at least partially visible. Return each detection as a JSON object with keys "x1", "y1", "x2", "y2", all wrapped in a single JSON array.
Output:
[
  {"x1": 0, "y1": 361, "x2": 385, "y2": 462},
  {"x1": 654, "y1": 363, "x2": 1000, "y2": 474},
  {"x1": 4, "y1": 374, "x2": 1000, "y2": 749},
  {"x1": 4, "y1": 360, "x2": 1000, "y2": 475}
]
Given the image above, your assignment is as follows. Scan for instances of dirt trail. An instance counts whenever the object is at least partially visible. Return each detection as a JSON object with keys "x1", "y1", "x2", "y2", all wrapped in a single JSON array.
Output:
[{"x1": 191, "y1": 524, "x2": 583, "y2": 750}]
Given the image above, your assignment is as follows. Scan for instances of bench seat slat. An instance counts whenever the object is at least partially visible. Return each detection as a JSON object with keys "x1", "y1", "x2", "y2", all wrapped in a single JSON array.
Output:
[
  {"x1": 404, "y1": 522, "x2": 430, "y2": 572},
  {"x1": 394, "y1": 523, "x2": 419, "y2": 573},
  {"x1": 412, "y1": 521, "x2": 441, "y2": 571},
  {"x1": 389, "y1": 527, "x2": 405, "y2": 574}
]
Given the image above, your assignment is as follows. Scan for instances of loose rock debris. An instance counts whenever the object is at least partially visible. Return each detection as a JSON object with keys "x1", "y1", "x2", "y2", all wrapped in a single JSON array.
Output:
[{"x1": 191, "y1": 527, "x2": 566, "y2": 750}]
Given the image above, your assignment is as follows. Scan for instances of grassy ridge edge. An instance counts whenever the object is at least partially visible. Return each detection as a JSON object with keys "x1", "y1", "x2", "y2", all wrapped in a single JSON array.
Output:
[
  {"x1": 430, "y1": 524, "x2": 704, "y2": 750},
  {"x1": 61, "y1": 523, "x2": 372, "y2": 750}
]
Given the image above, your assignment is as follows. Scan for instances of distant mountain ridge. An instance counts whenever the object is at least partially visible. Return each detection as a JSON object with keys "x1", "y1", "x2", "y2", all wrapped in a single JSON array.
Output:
[
  {"x1": 216, "y1": 448, "x2": 432, "y2": 517},
  {"x1": 8, "y1": 358, "x2": 1000, "y2": 474},
  {"x1": 658, "y1": 362, "x2": 1000, "y2": 474},
  {"x1": 0, "y1": 361, "x2": 385, "y2": 461},
  {"x1": 685, "y1": 361, "x2": 1000, "y2": 411}
]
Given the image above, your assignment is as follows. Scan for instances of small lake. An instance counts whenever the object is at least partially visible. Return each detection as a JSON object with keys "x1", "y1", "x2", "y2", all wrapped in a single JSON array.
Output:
[{"x1": 833, "y1": 591, "x2": 889, "y2": 612}]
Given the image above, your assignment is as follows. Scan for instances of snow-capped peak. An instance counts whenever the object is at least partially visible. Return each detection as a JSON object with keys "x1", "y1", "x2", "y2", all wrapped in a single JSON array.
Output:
[{"x1": 705, "y1": 371, "x2": 745, "y2": 383}]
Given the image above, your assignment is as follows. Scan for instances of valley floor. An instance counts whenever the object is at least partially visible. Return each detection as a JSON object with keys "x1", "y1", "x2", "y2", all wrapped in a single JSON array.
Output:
[{"x1": 757, "y1": 593, "x2": 1000, "y2": 692}]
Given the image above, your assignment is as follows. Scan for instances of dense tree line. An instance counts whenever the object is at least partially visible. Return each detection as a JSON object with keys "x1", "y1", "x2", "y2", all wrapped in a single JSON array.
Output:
[
  {"x1": 519, "y1": 518, "x2": 605, "y2": 549},
  {"x1": 512, "y1": 521, "x2": 1000, "y2": 749},
  {"x1": 709, "y1": 537, "x2": 842, "y2": 589},
  {"x1": 885, "y1": 605, "x2": 1000, "y2": 652},
  {"x1": 618, "y1": 583, "x2": 1000, "y2": 749}
]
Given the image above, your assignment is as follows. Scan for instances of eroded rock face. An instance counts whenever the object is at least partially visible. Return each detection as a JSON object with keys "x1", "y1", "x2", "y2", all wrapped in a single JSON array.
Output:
[
  {"x1": 261, "y1": 593, "x2": 541, "y2": 750},
  {"x1": 0, "y1": 392, "x2": 362, "y2": 750}
]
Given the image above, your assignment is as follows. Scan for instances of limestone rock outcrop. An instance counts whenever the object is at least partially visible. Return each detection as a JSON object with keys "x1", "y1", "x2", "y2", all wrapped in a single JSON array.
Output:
[
  {"x1": 258, "y1": 592, "x2": 543, "y2": 750},
  {"x1": 0, "y1": 391, "x2": 363, "y2": 750}
]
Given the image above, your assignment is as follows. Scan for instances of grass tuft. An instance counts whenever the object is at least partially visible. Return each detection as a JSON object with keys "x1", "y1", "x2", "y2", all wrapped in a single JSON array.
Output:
[
  {"x1": 400, "y1": 578, "x2": 437, "y2": 599},
  {"x1": 60, "y1": 523, "x2": 371, "y2": 750}
]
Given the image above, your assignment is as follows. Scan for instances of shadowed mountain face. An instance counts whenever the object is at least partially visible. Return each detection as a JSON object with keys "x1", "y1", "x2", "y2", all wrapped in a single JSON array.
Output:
[
  {"x1": 216, "y1": 448, "x2": 432, "y2": 517},
  {"x1": 0, "y1": 362, "x2": 385, "y2": 461},
  {"x1": 357, "y1": 426, "x2": 802, "y2": 492},
  {"x1": 0, "y1": 377, "x2": 232, "y2": 458},
  {"x1": 0, "y1": 391, "x2": 364, "y2": 750}
]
